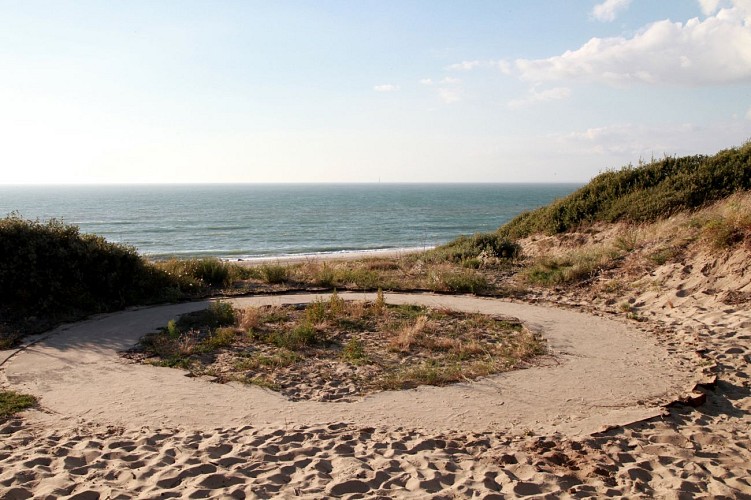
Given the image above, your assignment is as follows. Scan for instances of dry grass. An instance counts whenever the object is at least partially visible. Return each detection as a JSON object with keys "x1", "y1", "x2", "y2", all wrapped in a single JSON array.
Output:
[
  {"x1": 524, "y1": 245, "x2": 620, "y2": 286},
  {"x1": 237, "y1": 307, "x2": 262, "y2": 331},
  {"x1": 389, "y1": 315, "x2": 429, "y2": 352},
  {"x1": 518, "y1": 194, "x2": 751, "y2": 289},
  {"x1": 224, "y1": 252, "x2": 502, "y2": 297},
  {"x1": 129, "y1": 299, "x2": 544, "y2": 402}
]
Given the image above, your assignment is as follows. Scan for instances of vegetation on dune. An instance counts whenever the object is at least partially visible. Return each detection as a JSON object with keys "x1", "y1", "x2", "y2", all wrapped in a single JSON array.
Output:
[
  {"x1": 132, "y1": 294, "x2": 545, "y2": 401},
  {"x1": 0, "y1": 216, "x2": 252, "y2": 345},
  {"x1": 0, "y1": 215, "x2": 175, "y2": 345},
  {"x1": 521, "y1": 190, "x2": 751, "y2": 294},
  {"x1": 431, "y1": 142, "x2": 750, "y2": 272},
  {"x1": 155, "y1": 257, "x2": 255, "y2": 288},
  {"x1": 497, "y1": 143, "x2": 751, "y2": 239},
  {"x1": 427, "y1": 143, "x2": 751, "y2": 289},
  {"x1": 428, "y1": 233, "x2": 520, "y2": 264},
  {"x1": 0, "y1": 390, "x2": 37, "y2": 419}
]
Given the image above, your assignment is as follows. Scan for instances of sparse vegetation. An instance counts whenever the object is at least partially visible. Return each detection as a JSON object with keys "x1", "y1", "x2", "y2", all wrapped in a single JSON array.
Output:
[
  {"x1": 525, "y1": 247, "x2": 619, "y2": 286},
  {"x1": 647, "y1": 246, "x2": 682, "y2": 266},
  {"x1": 0, "y1": 390, "x2": 37, "y2": 419},
  {"x1": 129, "y1": 297, "x2": 545, "y2": 401},
  {"x1": 433, "y1": 268, "x2": 488, "y2": 293},
  {"x1": 155, "y1": 258, "x2": 253, "y2": 288},
  {"x1": 132, "y1": 300, "x2": 237, "y2": 368},
  {"x1": 341, "y1": 337, "x2": 367, "y2": 364}
]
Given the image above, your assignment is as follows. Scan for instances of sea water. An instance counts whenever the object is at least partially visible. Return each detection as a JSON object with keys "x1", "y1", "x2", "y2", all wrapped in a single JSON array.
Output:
[{"x1": 0, "y1": 184, "x2": 579, "y2": 260}]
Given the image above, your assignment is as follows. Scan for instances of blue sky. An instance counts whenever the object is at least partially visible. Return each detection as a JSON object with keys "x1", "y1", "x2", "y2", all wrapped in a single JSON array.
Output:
[{"x1": 1, "y1": 0, "x2": 749, "y2": 183}]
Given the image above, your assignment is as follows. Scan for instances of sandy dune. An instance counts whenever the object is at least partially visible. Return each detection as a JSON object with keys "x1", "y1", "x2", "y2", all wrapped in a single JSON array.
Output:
[{"x1": 0, "y1": 292, "x2": 707, "y2": 498}]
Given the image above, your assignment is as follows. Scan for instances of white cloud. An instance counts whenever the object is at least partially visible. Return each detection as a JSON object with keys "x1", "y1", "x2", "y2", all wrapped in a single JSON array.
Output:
[
  {"x1": 516, "y1": 3, "x2": 751, "y2": 86},
  {"x1": 551, "y1": 120, "x2": 749, "y2": 160},
  {"x1": 373, "y1": 84, "x2": 399, "y2": 92},
  {"x1": 421, "y1": 77, "x2": 461, "y2": 86},
  {"x1": 438, "y1": 87, "x2": 462, "y2": 104},
  {"x1": 447, "y1": 60, "x2": 511, "y2": 74},
  {"x1": 507, "y1": 86, "x2": 571, "y2": 109},
  {"x1": 746, "y1": 105, "x2": 751, "y2": 120},
  {"x1": 447, "y1": 60, "x2": 484, "y2": 71},
  {"x1": 591, "y1": 0, "x2": 632, "y2": 22},
  {"x1": 421, "y1": 77, "x2": 463, "y2": 102},
  {"x1": 699, "y1": 0, "x2": 723, "y2": 15}
]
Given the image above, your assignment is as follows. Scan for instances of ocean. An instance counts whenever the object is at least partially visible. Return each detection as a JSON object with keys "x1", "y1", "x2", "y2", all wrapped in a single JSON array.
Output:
[{"x1": 0, "y1": 184, "x2": 579, "y2": 260}]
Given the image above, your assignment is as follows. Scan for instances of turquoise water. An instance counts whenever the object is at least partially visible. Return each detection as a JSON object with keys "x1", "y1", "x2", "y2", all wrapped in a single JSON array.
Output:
[{"x1": 0, "y1": 184, "x2": 579, "y2": 259}]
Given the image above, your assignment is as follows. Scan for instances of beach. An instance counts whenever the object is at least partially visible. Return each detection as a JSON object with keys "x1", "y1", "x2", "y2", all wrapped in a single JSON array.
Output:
[{"x1": 4, "y1": 280, "x2": 749, "y2": 498}]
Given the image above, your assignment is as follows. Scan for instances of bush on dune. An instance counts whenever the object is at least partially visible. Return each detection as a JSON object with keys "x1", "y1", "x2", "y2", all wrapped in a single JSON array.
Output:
[
  {"x1": 499, "y1": 142, "x2": 751, "y2": 239},
  {"x1": 430, "y1": 233, "x2": 520, "y2": 264},
  {"x1": 0, "y1": 215, "x2": 182, "y2": 343}
]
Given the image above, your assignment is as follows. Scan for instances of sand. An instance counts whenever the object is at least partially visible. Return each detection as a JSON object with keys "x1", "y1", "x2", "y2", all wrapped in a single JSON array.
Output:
[
  {"x1": 2, "y1": 293, "x2": 695, "y2": 434},
  {"x1": 1, "y1": 289, "x2": 724, "y2": 498}
]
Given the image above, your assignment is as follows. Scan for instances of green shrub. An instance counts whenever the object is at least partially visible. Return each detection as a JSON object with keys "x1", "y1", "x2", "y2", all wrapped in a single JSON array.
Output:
[
  {"x1": 0, "y1": 215, "x2": 181, "y2": 340},
  {"x1": 305, "y1": 298, "x2": 328, "y2": 324},
  {"x1": 701, "y1": 218, "x2": 745, "y2": 249},
  {"x1": 156, "y1": 257, "x2": 251, "y2": 288},
  {"x1": 374, "y1": 288, "x2": 386, "y2": 313},
  {"x1": 166, "y1": 319, "x2": 179, "y2": 338},
  {"x1": 316, "y1": 264, "x2": 335, "y2": 287},
  {"x1": 335, "y1": 268, "x2": 381, "y2": 289},
  {"x1": 648, "y1": 247, "x2": 681, "y2": 265},
  {"x1": 328, "y1": 290, "x2": 345, "y2": 316},
  {"x1": 499, "y1": 143, "x2": 751, "y2": 238},
  {"x1": 614, "y1": 231, "x2": 639, "y2": 252},
  {"x1": 205, "y1": 301, "x2": 236, "y2": 327},
  {"x1": 432, "y1": 233, "x2": 520, "y2": 263},
  {"x1": 186, "y1": 258, "x2": 230, "y2": 287},
  {"x1": 204, "y1": 326, "x2": 237, "y2": 350},
  {"x1": 341, "y1": 337, "x2": 367, "y2": 363},
  {"x1": 260, "y1": 264, "x2": 288, "y2": 284},
  {"x1": 526, "y1": 249, "x2": 615, "y2": 285},
  {"x1": 270, "y1": 321, "x2": 322, "y2": 350}
]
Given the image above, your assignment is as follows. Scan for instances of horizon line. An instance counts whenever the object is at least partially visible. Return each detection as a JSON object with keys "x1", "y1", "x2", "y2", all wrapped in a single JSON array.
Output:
[{"x1": 0, "y1": 180, "x2": 585, "y2": 187}]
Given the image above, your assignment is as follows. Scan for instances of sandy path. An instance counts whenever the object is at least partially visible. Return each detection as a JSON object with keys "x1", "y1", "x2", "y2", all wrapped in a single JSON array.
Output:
[{"x1": 3, "y1": 292, "x2": 696, "y2": 437}]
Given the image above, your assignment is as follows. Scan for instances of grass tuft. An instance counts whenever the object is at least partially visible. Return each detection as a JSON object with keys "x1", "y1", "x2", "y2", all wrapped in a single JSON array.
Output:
[
  {"x1": 389, "y1": 315, "x2": 429, "y2": 352},
  {"x1": 0, "y1": 390, "x2": 37, "y2": 419},
  {"x1": 341, "y1": 337, "x2": 368, "y2": 364}
]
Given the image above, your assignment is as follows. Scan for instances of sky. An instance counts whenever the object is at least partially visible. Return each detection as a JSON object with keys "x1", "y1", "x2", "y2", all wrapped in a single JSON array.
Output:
[{"x1": 1, "y1": 0, "x2": 750, "y2": 184}]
